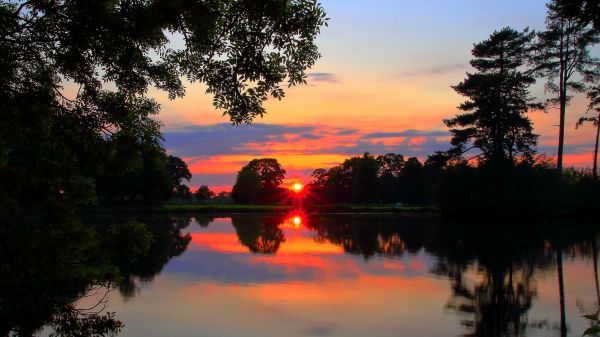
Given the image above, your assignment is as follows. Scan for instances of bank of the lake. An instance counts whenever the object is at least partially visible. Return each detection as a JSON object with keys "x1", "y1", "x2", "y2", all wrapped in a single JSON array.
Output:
[{"x1": 81, "y1": 204, "x2": 438, "y2": 215}]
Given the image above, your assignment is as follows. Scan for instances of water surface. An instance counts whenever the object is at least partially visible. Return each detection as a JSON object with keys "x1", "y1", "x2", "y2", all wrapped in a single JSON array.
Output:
[{"x1": 82, "y1": 214, "x2": 600, "y2": 337}]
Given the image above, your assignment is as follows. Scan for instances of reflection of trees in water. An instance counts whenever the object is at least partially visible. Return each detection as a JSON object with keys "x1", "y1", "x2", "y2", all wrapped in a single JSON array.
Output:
[
  {"x1": 0, "y1": 214, "x2": 195, "y2": 335},
  {"x1": 306, "y1": 215, "x2": 434, "y2": 259},
  {"x1": 442, "y1": 264, "x2": 536, "y2": 337},
  {"x1": 231, "y1": 215, "x2": 286, "y2": 254},
  {"x1": 431, "y1": 221, "x2": 600, "y2": 337},
  {"x1": 112, "y1": 215, "x2": 194, "y2": 299},
  {"x1": 306, "y1": 215, "x2": 600, "y2": 337}
]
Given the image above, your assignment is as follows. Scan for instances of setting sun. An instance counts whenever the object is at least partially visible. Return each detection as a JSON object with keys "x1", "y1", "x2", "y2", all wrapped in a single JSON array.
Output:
[
  {"x1": 293, "y1": 216, "x2": 302, "y2": 226},
  {"x1": 292, "y1": 183, "x2": 304, "y2": 192}
]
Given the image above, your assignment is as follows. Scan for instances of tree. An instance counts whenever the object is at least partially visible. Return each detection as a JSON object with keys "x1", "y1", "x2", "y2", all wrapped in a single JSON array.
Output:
[
  {"x1": 398, "y1": 157, "x2": 427, "y2": 203},
  {"x1": 533, "y1": 1, "x2": 599, "y2": 173},
  {"x1": 194, "y1": 185, "x2": 215, "y2": 202},
  {"x1": 232, "y1": 169, "x2": 262, "y2": 204},
  {"x1": 445, "y1": 27, "x2": 540, "y2": 164},
  {"x1": 243, "y1": 158, "x2": 287, "y2": 191},
  {"x1": 555, "y1": 0, "x2": 600, "y2": 29},
  {"x1": 376, "y1": 153, "x2": 405, "y2": 178},
  {"x1": 577, "y1": 85, "x2": 600, "y2": 180},
  {"x1": 309, "y1": 153, "x2": 380, "y2": 204},
  {"x1": 377, "y1": 153, "x2": 405, "y2": 203}
]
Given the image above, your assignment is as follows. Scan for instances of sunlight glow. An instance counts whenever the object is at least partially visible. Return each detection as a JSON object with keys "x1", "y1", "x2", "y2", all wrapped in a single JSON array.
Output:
[
  {"x1": 292, "y1": 183, "x2": 304, "y2": 192},
  {"x1": 293, "y1": 216, "x2": 302, "y2": 227}
]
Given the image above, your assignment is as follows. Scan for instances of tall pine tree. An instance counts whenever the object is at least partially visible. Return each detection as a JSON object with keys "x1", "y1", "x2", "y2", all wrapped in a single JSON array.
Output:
[
  {"x1": 533, "y1": 0, "x2": 599, "y2": 173},
  {"x1": 445, "y1": 27, "x2": 540, "y2": 164}
]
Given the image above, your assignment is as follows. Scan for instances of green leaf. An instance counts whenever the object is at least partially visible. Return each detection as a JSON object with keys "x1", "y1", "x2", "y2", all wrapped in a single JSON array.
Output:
[{"x1": 583, "y1": 325, "x2": 600, "y2": 336}]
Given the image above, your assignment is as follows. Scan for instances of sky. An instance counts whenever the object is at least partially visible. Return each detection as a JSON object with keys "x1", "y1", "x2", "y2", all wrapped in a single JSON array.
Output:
[{"x1": 152, "y1": 0, "x2": 599, "y2": 192}]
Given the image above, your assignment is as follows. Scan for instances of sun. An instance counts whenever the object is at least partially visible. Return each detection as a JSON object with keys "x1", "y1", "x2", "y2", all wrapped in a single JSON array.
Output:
[
  {"x1": 292, "y1": 183, "x2": 304, "y2": 192},
  {"x1": 293, "y1": 216, "x2": 302, "y2": 226}
]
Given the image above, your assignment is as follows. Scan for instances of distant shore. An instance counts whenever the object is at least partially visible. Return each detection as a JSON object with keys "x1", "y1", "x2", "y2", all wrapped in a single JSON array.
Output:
[{"x1": 81, "y1": 204, "x2": 438, "y2": 215}]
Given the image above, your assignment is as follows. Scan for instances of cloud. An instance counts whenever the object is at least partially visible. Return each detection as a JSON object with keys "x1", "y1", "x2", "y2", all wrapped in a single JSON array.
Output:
[
  {"x1": 396, "y1": 63, "x2": 467, "y2": 78},
  {"x1": 164, "y1": 123, "x2": 320, "y2": 156},
  {"x1": 163, "y1": 123, "x2": 453, "y2": 189},
  {"x1": 335, "y1": 129, "x2": 358, "y2": 135},
  {"x1": 306, "y1": 72, "x2": 339, "y2": 83},
  {"x1": 363, "y1": 129, "x2": 449, "y2": 139}
]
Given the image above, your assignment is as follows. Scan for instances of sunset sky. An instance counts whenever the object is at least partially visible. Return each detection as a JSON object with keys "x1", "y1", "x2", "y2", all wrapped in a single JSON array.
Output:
[{"x1": 152, "y1": 0, "x2": 599, "y2": 192}]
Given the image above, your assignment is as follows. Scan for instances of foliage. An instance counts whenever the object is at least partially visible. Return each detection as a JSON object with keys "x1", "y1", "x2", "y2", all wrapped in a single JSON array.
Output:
[
  {"x1": 577, "y1": 85, "x2": 600, "y2": 179},
  {"x1": 533, "y1": 0, "x2": 599, "y2": 172},
  {"x1": 232, "y1": 169, "x2": 263, "y2": 204},
  {"x1": 244, "y1": 158, "x2": 287, "y2": 191},
  {"x1": 94, "y1": 144, "x2": 193, "y2": 205},
  {"x1": 583, "y1": 310, "x2": 600, "y2": 336},
  {"x1": 195, "y1": 185, "x2": 216, "y2": 202},
  {"x1": 232, "y1": 158, "x2": 286, "y2": 203},
  {"x1": 445, "y1": 27, "x2": 540, "y2": 164},
  {"x1": 309, "y1": 153, "x2": 439, "y2": 204}
]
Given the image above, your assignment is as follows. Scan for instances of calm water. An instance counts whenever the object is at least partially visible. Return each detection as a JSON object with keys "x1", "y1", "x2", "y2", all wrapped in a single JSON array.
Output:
[{"x1": 73, "y1": 213, "x2": 600, "y2": 337}]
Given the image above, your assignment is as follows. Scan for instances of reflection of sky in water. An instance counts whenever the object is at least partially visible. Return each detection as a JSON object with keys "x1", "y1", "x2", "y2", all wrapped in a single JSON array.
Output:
[{"x1": 104, "y1": 217, "x2": 600, "y2": 337}]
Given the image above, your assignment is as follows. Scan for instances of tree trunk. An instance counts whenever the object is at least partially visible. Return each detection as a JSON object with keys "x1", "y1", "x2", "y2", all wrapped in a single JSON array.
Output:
[
  {"x1": 593, "y1": 240, "x2": 600, "y2": 305},
  {"x1": 557, "y1": 91, "x2": 567, "y2": 174},
  {"x1": 593, "y1": 115, "x2": 599, "y2": 180},
  {"x1": 557, "y1": 18, "x2": 567, "y2": 174},
  {"x1": 557, "y1": 249, "x2": 567, "y2": 337}
]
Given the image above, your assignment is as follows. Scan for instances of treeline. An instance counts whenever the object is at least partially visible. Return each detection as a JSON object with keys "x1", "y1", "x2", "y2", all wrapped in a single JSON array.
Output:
[{"x1": 309, "y1": 153, "x2": 439, "y2": 204}]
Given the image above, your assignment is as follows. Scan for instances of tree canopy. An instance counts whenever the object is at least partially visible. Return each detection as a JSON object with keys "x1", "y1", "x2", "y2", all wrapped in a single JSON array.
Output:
[
  {"x1": 533, "y1": 0, "x2": 599, "y2": 172},
  {"x1": 232, "y1": 158, "x2": 286, "y2": 203},
  {"x1": 445, "y1": 27, "x2": 540, "y2": 164}
]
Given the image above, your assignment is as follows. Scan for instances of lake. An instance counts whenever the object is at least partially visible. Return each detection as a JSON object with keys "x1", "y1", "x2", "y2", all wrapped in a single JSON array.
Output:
[
  {"x1": 4, "y1": 213, "x2": 598, "y2": 336},
  {"x1": 70, "y1": 213, "x2": 600, "y2": 337}
]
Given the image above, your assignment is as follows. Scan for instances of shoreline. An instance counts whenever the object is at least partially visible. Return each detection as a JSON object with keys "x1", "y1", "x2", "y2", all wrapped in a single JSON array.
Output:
[{"x1": 80, "y1": 204, "x2": 439, "y2": 215}]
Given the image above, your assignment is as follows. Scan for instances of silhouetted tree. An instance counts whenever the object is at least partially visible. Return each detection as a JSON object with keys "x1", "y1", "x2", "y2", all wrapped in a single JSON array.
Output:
[
  {"x1": 95, "y1": 146, "x2": 192, "y2": 204},
  {"x1": 555, "y1": 0, "x2": 600, "y2": 29},
  {"x1": 194, "y1": 185, "x2": 215, "y2": 202},
  {"x1": 348, "y1": 153, "x2": 380, "y2": 203},
  {"x1": 244, "y1": 158, "x2": 287, "y2": 192},
  {"x1": 398, "y1": 157, "x2": 428, "y2": 203},
  {"x1": 232, "y1": 158, "x2": 286, "y2": 203},
  {"x1": 577, "y1": 85, "x2": 600, "y2": 180},
  {"x1": 445, "y1": 27, "x2": 540, "y2": 164},
  {"x1": 377, "y1": 153, "x2": 405, "y2": 202},
  {"x1": 232, "y1": 169, "x2": 263, "y2": 204},
  {"x1": 533, "y1": 1, "x2": 599, "y2": 172}
]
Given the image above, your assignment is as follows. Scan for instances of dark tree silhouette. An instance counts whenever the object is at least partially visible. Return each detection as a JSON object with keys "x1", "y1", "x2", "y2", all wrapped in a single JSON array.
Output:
[
  {"x1": 232, "y1": 158, "x2": 286, "y2": 203},
  {"x1": 244, "y1": 158, "x2": 287, "y2": 192},
  {"x1": 377, "y1": 153, "x2": 405, "y2": 203},
  {"x1": 445, "y1": 27, "x2": 540, "y2": 164},
  {"x1": 232, "y1": 169, "x2": 263, "y2": 204},
  {"x1": 555, "y1": 0, "x2": 600, "y2": 29},
  {"x1": 533, "y1": 1, "x2": 599, "y2": 173},
  {"x1": 577, "y1": 85, "x2": 600, "y2": 180},
  {"x1": 194, "y1": 185, "x2": 215, "y2": 202}
]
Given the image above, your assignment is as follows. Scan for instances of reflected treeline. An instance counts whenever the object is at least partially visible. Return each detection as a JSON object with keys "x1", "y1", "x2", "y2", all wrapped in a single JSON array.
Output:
[
  {"x1": 229, "y1": 214, "x2": 600, "y2": 337},
  {"x1": 102, "y1": 215, "x2": 194, "y2": 299},
  {"x1": 306, "y1": 214, "x2": 434, "y2": 259},
  {"x1": 231, "y1": 215, "x2": 285, "y2": 254},
  {"x1": 0, "y1": 213, "x2": 194, "y2": 336}
]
